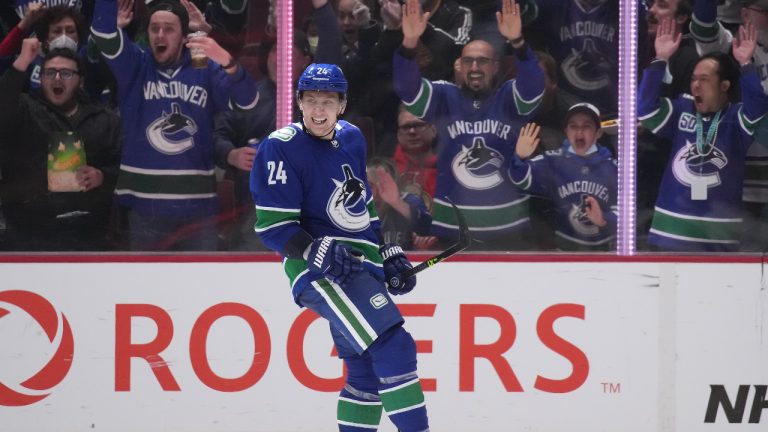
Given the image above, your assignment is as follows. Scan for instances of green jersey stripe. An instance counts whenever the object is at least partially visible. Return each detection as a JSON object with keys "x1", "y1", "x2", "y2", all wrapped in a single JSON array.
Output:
[
  {"x1": 402, "y1": 79, "x2": 433, "y2": 118},
  {"x1": 690, "y1": 15, "x2": 719, "y2": 42},
  {"x1": 432, "y1": 198, "x2": 529, "y2": 229},
  {"x1": 639, "y1": 97, "x2": 673, "y2": 134},
  {"x1": 513, "y1": 82, "x2": 544, "y2": 116},
  {"x1": 379, "y1": 380, "x2": 425, "y2": 413},
  {"x1": 337, "y1": 398, "x2": 383, "y2": 426},
  {"x1": 255, "y1": 208, "x2": 300, "y2": 231},
  {"x1": 651, "y1": 208, "x2": 741, "y2": 242},
  {"x1": 90, "y1": 27, "x2": 123, "y2": 59},
  {"x1": 116, "y1": 169, "x2": 216, "y2": 195}
]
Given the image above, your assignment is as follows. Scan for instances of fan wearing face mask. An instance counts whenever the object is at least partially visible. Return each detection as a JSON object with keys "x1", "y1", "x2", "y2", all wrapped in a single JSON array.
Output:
[{"x1": 0, "y1": 4, "x2": 116, "y2": 103}]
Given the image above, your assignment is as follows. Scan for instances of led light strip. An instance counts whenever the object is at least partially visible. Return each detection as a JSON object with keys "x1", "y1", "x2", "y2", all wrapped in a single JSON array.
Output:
[
  {"x1": 617, "y1": 0, "x2": 637, "y2": 255},
  {"x1": 276, "y1": 0, "x2": 293, "y2": 128}
]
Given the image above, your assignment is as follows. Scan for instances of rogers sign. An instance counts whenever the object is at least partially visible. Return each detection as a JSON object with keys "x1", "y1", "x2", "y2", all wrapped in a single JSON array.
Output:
[
  {"x1": 115, "y1": 302, "x2": 589, "y2": 394},
  {"x1": 0, "y1": 290, "x2": 74, "y2": 406},
  {"x1": 2, "y1": 291, "x2": 589, "y2": 406}
]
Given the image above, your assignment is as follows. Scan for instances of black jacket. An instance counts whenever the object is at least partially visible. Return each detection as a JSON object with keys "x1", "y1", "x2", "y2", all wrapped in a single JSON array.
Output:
[{"x1": 0, "y1": 66, "x2": 121, "y2": 230}]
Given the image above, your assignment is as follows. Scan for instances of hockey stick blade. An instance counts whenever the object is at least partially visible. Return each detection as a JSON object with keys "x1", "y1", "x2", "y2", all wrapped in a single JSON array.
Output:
[{"x1": 387, "y1": 201, "x2": 471, "y2": 289}]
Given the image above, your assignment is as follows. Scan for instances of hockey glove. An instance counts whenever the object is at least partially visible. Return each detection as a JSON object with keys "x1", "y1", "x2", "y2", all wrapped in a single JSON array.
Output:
[
  {"x1": 307, "y1": 236, "x2": 363, "y2": 286},
  {"x1": 379, "y1": 243, "x2": 416, "y2": 295}
]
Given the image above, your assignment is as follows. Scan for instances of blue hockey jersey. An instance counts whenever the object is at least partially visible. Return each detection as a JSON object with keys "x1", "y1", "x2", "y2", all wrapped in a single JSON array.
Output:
[
  {"x1": 638, "y1": 60, "x2": 768, "y2": 251},
  {"x1": 392, "y1": 46, "x2": 544, "y2": 244},
  {"x1": 251, "y1": 121, "x2": 384, "y2": 300},
  {"x1": 527, "y1": 0, "x2": 618, "y2": 116},
  {"x1": 90, "y1": 0, "x2": 259, "y2": 217},
  {"x1": 509, "y1": 141, "x2": 617, "y2": 250}
]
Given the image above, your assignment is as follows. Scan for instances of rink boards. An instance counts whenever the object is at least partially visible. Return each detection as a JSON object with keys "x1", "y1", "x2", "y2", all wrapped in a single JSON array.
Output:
[{"x1": 0, "y1": 258, "x2": 766, "y2": 432}]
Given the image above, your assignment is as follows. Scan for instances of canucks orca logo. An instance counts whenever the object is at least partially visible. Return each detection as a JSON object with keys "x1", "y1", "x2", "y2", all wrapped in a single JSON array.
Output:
[
  {"x1": 671, "y1": 140, "x2": 726, "y2": 191},
  {"x1": 326, "y1": 164, "x2": 370, "y2": 232},
  {"x1": 146, "y1": 103, "x2": 198, "y2": 155},
  {"x1": 561, "y1": 39, "x2": 613, "y2": 91},
  {"x1": 451, "y1": 137, "x2": 504, "y2": 189},
  {"x1": 569, "y1": 194, "x2": 599, "y2": 236}
]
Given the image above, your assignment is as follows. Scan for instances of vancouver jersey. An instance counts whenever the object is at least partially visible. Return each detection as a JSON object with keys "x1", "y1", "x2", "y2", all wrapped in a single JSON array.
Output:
[
  {"x1": 638, "y1": 60, "x2": 768, "y2": 251},
  {"x1": 392, "y1": 47, "x2": 544, "y2": 242},
  {"x1": 510, "y1": 142, "x2": 617, "y2": 250},
  {"x1": 91, "y1": 0, "x2": 259, "y2": 217},
  {"x1": 252, "y1": 121, "x2": 384, "y2": 300},
  {"x1": 689, "y1": 7, "x2": 768, "y2": 204},
  {"x1": 528, "y1": 0, "x2": 618, "y2": 116}
]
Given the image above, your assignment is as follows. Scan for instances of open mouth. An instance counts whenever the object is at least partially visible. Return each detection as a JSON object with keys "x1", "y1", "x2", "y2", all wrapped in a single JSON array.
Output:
[
  {"x1": 311, "y1": 118, "x2": 327, "y2": 126},
  {"x1": 52, "y1": 86, "x2": 64, "y2": 96},
  {"x1": 155, "y1": 45, "x2": 167, "y2": 55}
]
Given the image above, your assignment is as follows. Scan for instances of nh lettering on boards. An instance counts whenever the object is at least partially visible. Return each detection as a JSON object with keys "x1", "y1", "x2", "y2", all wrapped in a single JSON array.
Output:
[{"x1": 705, "y1": 385, "x2": 768, "y2": 424}]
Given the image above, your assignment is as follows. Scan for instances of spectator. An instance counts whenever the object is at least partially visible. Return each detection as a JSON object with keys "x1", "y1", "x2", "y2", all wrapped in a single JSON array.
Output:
[
  {"x1": 509, "y1": 104, "x2": 617, "y2": 251},
  {"x1": 0, "y1": 3, "x2": 124, "y2": 105},
  {"x1": 393, "y1": 103, "x2": 437, "y2": 197},
  {"x1": 90, "y1": 0, "x2": 258, "y2": 251},
  {"x1": 640, "y1": 0, "x2": 697, "y2": 98},
  {"x1": 687, "y1": 0, "x2": 768, "y2": 251},
  {"x1": 638, "y1": 18, "x2": 768, "y2": 251},
  {"x1": 0, "y1": 41, "x2": 121, "y2": 251},
  {"x1": 523, "y1": 0, "x2": 618, "y2": 118},
  {"x1": 368, "y1": 156, "x2": 433, "y2": 249},
  {"x1": 393, "y1": 0, "x2": 545, "y2": 250},
  {"x1": 368, "y1": 0, "x2": 473, "y2": 154}
]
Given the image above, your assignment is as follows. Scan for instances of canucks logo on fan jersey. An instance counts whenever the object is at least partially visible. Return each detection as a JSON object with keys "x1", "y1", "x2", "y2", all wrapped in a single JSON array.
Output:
[
  {"x1": 672, "y1": 140, "x2": 727, "y2": 191},
  {"x1": 451, "y1": 137, "x2": 505, "y2": 190},
  {"x1": 326, "y1": 164, "x2": 370, "y2": 232},
  {"x1": 569, "y1": 194, "x2": 599, "y2": 236},
  {"x1": 145, "y1": 103, "x2": 198, "y2": 155}
]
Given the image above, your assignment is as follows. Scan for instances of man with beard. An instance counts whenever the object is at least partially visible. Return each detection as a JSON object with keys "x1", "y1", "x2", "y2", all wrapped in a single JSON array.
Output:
[
  {"x1": 393, "y1": 0, "x2": 544, "y2": 250},
  {"x1": 0, "y1": 40, "x2": 121, "y2": 250},
  {"x1": 639, "y1": 17, "x2": 768, "y2": 251},
  {"x1": 90, "y1": 0, "x2": 258, "y2": 250}
]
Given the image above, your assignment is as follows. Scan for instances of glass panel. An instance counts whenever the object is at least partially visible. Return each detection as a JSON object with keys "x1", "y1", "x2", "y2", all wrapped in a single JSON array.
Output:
[
  {"x1": 289, "y1": 0, "x2": 621, "y2": 252},
  {"x1": 636, "y1": 0, "x2": 763, "y2": 254}
]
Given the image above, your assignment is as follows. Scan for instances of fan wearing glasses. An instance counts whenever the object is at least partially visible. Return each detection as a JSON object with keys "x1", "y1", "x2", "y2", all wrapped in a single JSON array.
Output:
[
  {"x1": 393, "y1": 0, "x2": 545, "y2": 250},
  {"x1": 0, "y1": 38, "x2": 122, "y2": 250}
]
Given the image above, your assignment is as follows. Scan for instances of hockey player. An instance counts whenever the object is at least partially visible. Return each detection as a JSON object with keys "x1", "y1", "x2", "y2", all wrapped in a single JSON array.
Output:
[
  {"x1": 90, "y1": 0, "x2": 258, "y2": 250},
  {"x1": 509, "y1": 103, "x2": 617, "y2": 251},
  {"x1": 639, "y1": 17, "x2": 768, "y2": 251},
  {"x1": 393, "y1": 0, "x2": 545, "y2": 250},
  {"x1": 251, "y1": 63, "x2": 429, "y2": 431}
]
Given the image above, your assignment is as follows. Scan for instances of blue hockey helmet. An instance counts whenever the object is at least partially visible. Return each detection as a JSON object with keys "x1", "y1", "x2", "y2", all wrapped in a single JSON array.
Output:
[{"x1": 297, "y1": 63, "x2": 348, "y2": 95}]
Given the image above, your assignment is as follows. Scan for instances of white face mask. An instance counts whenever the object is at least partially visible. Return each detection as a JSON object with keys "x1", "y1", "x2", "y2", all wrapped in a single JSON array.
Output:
[
  {"x1": 307, "y1": 36, "x2": 318, "y2": 55},
  {"x1": 48, "y1": 34, "x2": 78, "y2": 53}
]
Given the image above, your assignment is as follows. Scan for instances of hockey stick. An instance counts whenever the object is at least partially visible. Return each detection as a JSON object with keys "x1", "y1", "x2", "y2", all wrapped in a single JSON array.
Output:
[{"x1": 387, "y1": 201, "x2": 471, "y2": 289}]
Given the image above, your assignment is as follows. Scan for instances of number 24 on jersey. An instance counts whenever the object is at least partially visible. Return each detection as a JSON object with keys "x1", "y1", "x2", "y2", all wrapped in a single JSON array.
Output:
[{"x1": 267, "y1": 160, "x2": 288, "y2": 185}]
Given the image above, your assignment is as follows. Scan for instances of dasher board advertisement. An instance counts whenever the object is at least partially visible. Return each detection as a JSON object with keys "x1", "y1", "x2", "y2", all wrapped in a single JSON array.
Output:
[{"x1": 0, "y1": 261, "x2": 766, "y2": 431}]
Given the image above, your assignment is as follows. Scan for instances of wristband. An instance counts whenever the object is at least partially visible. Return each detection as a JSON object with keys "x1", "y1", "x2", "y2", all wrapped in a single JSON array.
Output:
[
  {"x1": 222, "y1": 58, "x2": 238, "y2": 70},
  {"x1": 509, "y1": 36, "x2": 524, "y2": 45}
]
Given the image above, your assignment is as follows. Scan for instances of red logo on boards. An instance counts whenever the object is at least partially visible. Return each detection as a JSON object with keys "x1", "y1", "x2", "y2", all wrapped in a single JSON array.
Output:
[{"x1": 0, "y1": 290, "x2": 74, "y2": 406}]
